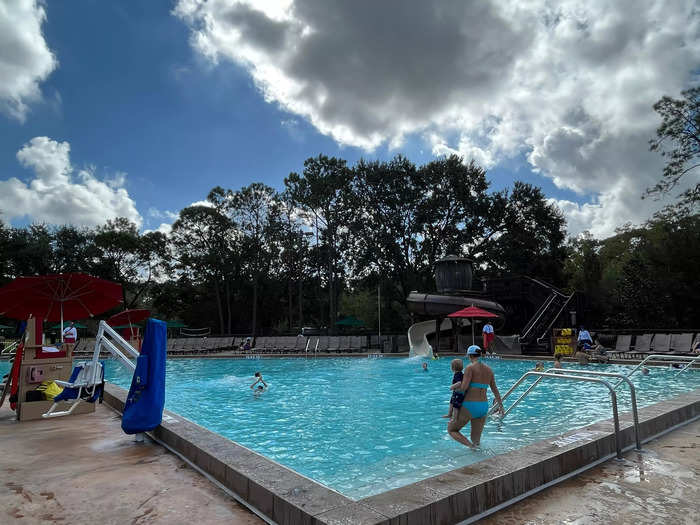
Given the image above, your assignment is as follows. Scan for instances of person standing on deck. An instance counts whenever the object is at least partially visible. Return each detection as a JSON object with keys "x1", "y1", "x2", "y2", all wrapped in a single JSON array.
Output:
[
  {"x1": 482, "y1": 322, "x2": 495, "y2": 353},
  {"x1": 577, "y1": 326, "x2": 593, "y2": 349},
  {"x1": 62, "y1": 321, "x2": 77, "y2": 344},
  {"x1": 447, "y1": 345, "x2": 503, "y2": 448}
]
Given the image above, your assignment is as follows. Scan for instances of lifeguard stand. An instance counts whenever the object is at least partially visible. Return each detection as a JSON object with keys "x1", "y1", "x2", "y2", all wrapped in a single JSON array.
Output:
[{"x1": 16, "y1": 317, "x2": 94, "y2": 421}]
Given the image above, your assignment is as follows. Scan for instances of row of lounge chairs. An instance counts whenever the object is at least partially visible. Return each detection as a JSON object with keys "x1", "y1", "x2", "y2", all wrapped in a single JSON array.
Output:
[{"x1": 608, "y1": 333, "x2": 699, "y2": 359}]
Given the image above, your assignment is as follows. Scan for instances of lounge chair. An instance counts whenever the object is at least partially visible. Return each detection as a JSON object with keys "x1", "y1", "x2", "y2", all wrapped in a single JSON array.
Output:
[
  {"x1": 606, "y1": 334, "x2": 632, "y2": 358},
  {"x1": 632, "y1": 334, "x2": 654, "y2": 359},
  {"x1": 338, "y1": 336, "x2": 350, "y2": 353},
  {"x1": 396, "y1": 335, "x2": 409, "y2": 353},
  {"x1": 670, "y1": 333, "x2": 693, "y2": 353},
  {"x1": 294, "y1": 336, "x2": 308, "y2": 352},
  {"x1": 327, "y1": 336, "x2": 340, "y2": 353},
  {"x1": 652, "y1": 333, "x2": 672, "y2": 353},
  {"x1": 350, "y1": 336, "x2": 363, "y2": 353}
]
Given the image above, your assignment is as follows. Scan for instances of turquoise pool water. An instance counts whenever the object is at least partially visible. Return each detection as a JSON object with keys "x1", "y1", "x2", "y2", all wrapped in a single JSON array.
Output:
[{"x1": 3, "y1": 357, "x2": 700, "y2": 498}]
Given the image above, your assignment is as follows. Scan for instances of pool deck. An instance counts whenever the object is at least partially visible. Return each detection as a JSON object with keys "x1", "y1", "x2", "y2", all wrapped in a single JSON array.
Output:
[
  {"x1": 0, "y1": 403, "x2": 262, "y2": 524},
  {"x1": 1, "y1": 387, "x2": 699, "y2": 524},
  {"x1": 1, "y1": 404, "x2": 698, "y2": 525},
  {"x1": 481, "y1": 417, "x2": 700, "y2": 525}
]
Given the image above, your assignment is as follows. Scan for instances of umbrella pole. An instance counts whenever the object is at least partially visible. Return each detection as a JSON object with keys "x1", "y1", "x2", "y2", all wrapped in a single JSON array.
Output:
[
  {"x1": 60, "y1": 303, "x2": 64, "y2": 342},
  {"x1": 472, "y1": 318, "x2": 475, "y2": 347}
]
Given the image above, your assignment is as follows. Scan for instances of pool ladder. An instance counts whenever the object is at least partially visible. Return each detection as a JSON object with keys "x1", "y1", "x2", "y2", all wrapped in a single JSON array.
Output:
[{"x1": 492, "y1": 369, "x2": 643, "y2": 459}]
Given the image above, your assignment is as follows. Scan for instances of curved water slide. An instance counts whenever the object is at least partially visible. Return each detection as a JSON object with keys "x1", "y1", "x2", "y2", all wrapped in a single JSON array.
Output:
[
  {"x1": 406, "y1": 293, "x2": 506, "y2": 358},
  {"x1": 408, "y1": 318, "x2": 467, "y2": 358}
]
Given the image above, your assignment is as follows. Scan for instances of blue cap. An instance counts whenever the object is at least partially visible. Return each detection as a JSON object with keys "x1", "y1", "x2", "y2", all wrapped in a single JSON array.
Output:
[{"x1": 467, "y1": 345, "x2": 481, "y2": 355}]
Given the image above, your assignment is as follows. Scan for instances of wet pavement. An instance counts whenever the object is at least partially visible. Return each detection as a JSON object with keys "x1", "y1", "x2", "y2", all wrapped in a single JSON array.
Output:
[
  {"x1": 480, "y1": 418, "x2": 700, "y2": 525},
  {"x1": 0, "y1": 403, "x2": 262, "y2": 524}
]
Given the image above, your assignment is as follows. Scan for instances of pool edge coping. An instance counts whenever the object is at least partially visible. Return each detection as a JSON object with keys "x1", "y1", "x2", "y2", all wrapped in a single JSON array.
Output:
[{"x1": 102, "y1": 383, "x2": 700, "y2": 525}]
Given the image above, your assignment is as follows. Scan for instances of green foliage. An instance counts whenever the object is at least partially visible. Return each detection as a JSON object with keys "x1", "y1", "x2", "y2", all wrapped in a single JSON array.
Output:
[
  {"x1": 648, "y1": 87, "x2": 700, "y2": 209},
  {"x1": 568, "y1": 213, "x2": 700, "y2": 328},
  {"x1": 15, "y1": 151, "x2": 693, "y2": 333}
]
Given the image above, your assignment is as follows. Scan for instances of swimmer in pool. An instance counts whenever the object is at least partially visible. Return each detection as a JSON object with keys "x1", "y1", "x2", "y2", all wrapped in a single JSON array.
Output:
[
  {"x1": 422, "y1": 362, "x2": 428, "y2": 372},
  {"x1": 447, "y1": 345, "x2": 503, "y2": 449},
  {"x1": 642, "y1": 367, "x2": 650, "y2": 375},
  {"x1": 553, "y1": 354, "x2": 563, "y2": 369},
  {"x1": 250, "y1": 371, "x2": 268, "y2": 392},
  {"x1": 534, "y1": 361, "x2": 545, "y2": 372}
]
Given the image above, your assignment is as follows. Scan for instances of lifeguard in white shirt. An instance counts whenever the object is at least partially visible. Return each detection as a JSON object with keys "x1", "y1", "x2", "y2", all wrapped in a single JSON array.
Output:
[{"x1": 62, "y1": 322, "x2": 77, "y2": 343}]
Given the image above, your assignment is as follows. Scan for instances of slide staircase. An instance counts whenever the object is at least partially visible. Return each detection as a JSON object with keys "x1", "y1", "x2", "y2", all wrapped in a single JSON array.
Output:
[{"x1": 520, "y1": 286, "x2": 574, "y2": 355}]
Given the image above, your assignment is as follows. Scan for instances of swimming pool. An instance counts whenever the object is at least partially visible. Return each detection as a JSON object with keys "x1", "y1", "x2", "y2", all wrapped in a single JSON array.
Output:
[{"x1": 98, "y1": 357, "x2": 700, "y2": 499}]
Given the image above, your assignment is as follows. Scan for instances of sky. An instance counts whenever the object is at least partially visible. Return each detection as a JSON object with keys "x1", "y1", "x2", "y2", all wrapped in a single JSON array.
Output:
[{"x1": 0, "y1": 0, "x2": 698, "y2": 237}]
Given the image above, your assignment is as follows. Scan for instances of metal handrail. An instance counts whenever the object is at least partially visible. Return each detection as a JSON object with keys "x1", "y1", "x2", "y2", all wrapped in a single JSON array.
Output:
[
  {"x1": 536, "y1": 293, "x2": 575, "y2": 345},
  {"x1": 616, "y1": 354, "x2": 700, "y2": 388},
  {"x1": 548, "y1": 368, "x2": 641, "y2": 451},
  {"x1": 496, "y1": 371, "x2": 624, "y2": 459},
  {"x1": 520, "y1": 293, "x2": 557, "y2": 340}
]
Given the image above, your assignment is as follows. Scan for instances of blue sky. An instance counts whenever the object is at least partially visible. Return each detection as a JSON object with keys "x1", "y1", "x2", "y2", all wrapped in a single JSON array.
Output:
[{"x1": 0, "y1": 1, "x2": 697, "y2": 236}]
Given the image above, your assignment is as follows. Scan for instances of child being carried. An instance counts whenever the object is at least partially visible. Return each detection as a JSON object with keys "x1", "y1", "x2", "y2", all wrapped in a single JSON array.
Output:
[{"x1": 443, "y1": 358, "x2": 465, "y2": 418}]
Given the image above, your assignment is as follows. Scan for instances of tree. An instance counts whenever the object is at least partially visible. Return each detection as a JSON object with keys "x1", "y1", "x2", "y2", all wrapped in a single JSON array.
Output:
[
  {"x1": 94, "y1": 218, "x2": 168, "y2": 309},
  {"x1": 285, "y1": 155, "x2": 352, "y2": 332},
  {"x1": 648, "y1": 86, "x2": 700, "y2": 208},
  {"x1": 219, "y1": 183, "x2": 281, "y2": 336},
  {"x1": 170, "y1": 205, "x2": 234, "y2": 334},
  {"x1": 478, "y1": 182, "x2": 567, "y2": 286},
  {"x1": 347, "y1": 156, "x2": 424, "y2": 297},
  {"x1": 277, "y1": 190, "x2": 311, "y2": 330},
  {"x1": 52, "y1": 225, "x2": 99, "y2": 274}
]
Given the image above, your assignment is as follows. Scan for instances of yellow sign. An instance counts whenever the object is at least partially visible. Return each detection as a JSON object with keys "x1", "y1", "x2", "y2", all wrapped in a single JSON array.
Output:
[{"x1": 552, "y1": 328, "x2": 575, "y2": 355}]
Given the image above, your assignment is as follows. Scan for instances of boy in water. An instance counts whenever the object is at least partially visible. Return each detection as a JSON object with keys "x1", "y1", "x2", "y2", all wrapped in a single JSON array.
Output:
[
  {"x1": 443, "y1": 358, "x2": 465, "y2": 418},
  {"x1": 250, "y1": 371, "x2": 268, "y2": 393}
]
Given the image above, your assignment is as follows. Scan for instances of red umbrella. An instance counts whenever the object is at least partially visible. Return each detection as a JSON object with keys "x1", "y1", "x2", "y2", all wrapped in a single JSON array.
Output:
[
  {"x1": 108, "y1": 308, "x2": 150, "y2": 339},
  {"x1": 107, "y1": 309, "x2": 150, "y2": 327},
  {"x1": 448, "y1": 305, "x2": 500, "y2": 347},
  {"x1": 0, "y1": 273, "x2": 123, "y2": 339}
]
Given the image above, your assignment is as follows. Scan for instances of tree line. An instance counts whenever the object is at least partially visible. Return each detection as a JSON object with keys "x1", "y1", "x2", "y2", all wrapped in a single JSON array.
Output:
[
  {"x1": 2, "y1": 79, "x2": 699, "y2": 337},
  {"x1": 1, "y1": 154, "x2": 573, "y2": 334}
]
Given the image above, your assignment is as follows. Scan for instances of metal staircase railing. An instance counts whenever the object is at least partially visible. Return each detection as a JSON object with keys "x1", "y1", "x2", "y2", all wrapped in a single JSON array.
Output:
[
  {"x1": 536, "y1": 293, "x2": 575, "y2": 345},
  {"x1": 520, "y1": 293, "x2": 558, "y2": 342},
  {"x1": 492, "y1": 370, "x2": 635, "y2": 458}
]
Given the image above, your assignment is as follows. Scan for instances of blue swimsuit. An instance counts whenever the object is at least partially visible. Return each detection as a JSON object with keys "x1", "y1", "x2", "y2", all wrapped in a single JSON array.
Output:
[
  {"x1": 463, "y1": 382, "x2": 489, "y2": 419},
  {"x1": 450, "y1": 372, "x2": 465, "y2": 408}
]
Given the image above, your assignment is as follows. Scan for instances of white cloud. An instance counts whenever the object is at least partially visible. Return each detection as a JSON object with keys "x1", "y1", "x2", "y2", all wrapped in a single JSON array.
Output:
[
  {"x1": 175, "y1": 0, "x2": 700, "y2": 236},
  {"x1": 143, "y1": 200, "x2": 214, "y2": 235},
  {"x1": 0, "y1": 137, "x2": 142, "y2": 227},
  {"x1": 0, "y1": 0, "x2": 57, "y2": 121}
]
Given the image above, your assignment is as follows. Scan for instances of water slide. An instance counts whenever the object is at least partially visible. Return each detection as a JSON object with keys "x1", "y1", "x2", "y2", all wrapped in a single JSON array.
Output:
[{"x1": 408, "y1": 318, "x2": 469, "y2": 358}]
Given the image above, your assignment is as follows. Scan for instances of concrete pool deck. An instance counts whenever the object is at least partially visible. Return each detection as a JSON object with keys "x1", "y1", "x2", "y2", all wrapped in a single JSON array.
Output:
[
  {"x1": 481, "y1": 417, "x2": 700, "y2": 525},
  {"x1": 1, "y1": 403, "x2": 698, "y2": 525},
  {"x1": 0, "y1": 403, "x2": 262, "y2": 524}
]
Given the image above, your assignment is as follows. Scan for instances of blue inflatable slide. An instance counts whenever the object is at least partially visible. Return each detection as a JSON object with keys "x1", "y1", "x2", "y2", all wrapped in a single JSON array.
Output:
[{"x1": 122, "y1": 318, "x2": 166, "y2": 434}]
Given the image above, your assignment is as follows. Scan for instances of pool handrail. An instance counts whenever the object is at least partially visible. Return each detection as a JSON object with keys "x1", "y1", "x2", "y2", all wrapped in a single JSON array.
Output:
[
  {"x1": 547, "y1": 368, "x2": 641, "y2": 451},
  {"x1": 496, "y1": 371, "x2": 623, "y2": 459},
  {"x1": 616, "y1": 354, "x2": 700, "y2": 388},
  {"x1": 675, "y1": 354, "x2": 700, "y2": 376}
]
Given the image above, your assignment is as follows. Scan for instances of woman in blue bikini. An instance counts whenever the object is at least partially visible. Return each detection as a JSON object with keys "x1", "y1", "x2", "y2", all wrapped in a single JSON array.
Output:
[{"x1": 447, "y1": 345, "x2": 503, "y2": 448}]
